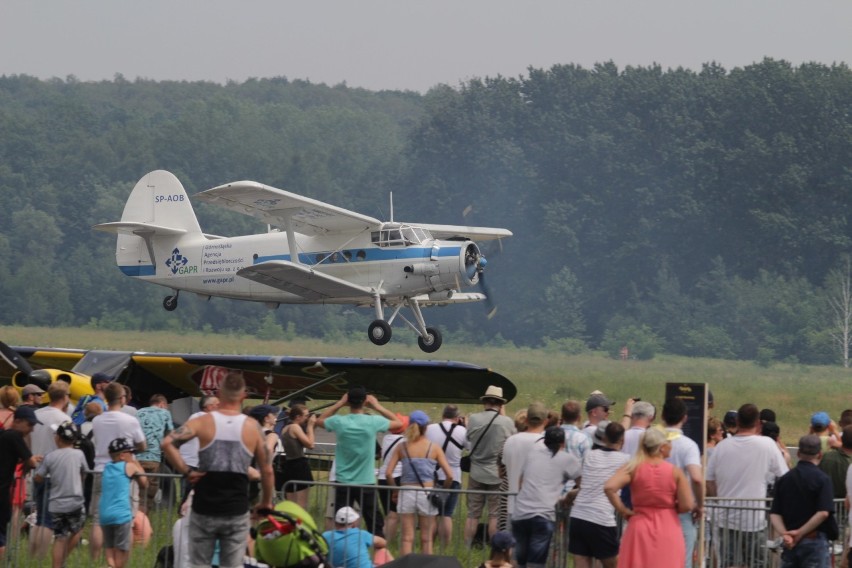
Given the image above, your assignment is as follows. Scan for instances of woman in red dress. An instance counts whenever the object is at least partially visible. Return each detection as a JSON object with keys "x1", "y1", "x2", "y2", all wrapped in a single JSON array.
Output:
[{"x1": 604, "y1": 428, "x2": 694, "y2": 568}]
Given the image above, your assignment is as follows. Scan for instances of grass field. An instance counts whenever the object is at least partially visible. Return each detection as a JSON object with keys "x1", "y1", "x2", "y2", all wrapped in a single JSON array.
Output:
[{"x1": 3, "y1": 324, "x2": 849, "y2": 443}]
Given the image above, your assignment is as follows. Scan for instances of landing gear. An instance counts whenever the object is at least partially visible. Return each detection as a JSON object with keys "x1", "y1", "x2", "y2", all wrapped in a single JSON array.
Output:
[
  {"x1": 417, "y1": 327, "x2": 442, "y2": 353},
  {"x1": 368, "y1": 320, "x2": 392, "y2": 346},
  {"x1": 163, "y1": 292, "x2": 179, "y2": 311}
]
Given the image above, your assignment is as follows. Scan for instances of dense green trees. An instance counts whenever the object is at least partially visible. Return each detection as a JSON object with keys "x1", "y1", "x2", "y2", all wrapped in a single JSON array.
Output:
[{"x1": 1, "y1": 60, "x2": 851, "y2": 364}]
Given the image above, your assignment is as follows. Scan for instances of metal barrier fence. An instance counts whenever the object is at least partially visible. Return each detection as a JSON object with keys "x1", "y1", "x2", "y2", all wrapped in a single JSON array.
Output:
[{"x1": 5, "y1": 473, "x2": 849, "y2": 568}]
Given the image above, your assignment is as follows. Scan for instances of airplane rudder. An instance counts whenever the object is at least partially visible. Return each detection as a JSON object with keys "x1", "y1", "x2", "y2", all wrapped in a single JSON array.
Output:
[{"x1": 122, "y1": 170, "x2": 202, "y2": 233}]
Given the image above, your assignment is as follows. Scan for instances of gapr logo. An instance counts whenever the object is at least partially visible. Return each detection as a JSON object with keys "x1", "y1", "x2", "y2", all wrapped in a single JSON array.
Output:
[{"x1": 165, "y1": 248, "x2": 197, "y2": 275}]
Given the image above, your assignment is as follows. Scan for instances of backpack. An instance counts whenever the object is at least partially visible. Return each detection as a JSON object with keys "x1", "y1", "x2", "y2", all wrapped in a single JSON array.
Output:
[{"x1": 70, "y1": 394, "x2": 105, "y2": 425}]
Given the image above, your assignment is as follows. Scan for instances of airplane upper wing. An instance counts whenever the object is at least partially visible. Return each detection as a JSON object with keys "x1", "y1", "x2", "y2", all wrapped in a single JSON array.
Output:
[
  {"x1": 417, "y1": 224, "x2": 513, "y2": 242},
  {"x1": 194, "y1": 181, "x2": 381, "y2": 236},
  {"x1": 3, "y1": 346, "x2": 517, "y2": 405},
  {"x1": 237, "y1": 261, "x2": 372, "y2": 300}
]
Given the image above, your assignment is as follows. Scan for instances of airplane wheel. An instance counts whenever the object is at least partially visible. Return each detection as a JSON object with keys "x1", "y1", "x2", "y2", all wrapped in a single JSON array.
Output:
[
  {"x1": 368, "y1": 320, "x2": 392, "y2": 346},
  {"x1": 163, "y1": 295, "x2": 178, "y2": 311},
  {"x1": 418, "y1": 327, "x2": 442, "y2": 353}
]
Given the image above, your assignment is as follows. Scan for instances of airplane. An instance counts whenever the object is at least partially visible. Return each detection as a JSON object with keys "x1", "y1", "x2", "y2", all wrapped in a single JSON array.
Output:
[
  {"x1": 0, "y1": 342, "x2": 517, "y2": 421},
  {"x1": 93, "y1": 170, "x2": 512, "y2": 352}
]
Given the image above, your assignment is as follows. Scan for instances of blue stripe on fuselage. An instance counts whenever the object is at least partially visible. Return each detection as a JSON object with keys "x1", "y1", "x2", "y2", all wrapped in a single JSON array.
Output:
[
  {"x1": 119, "y1": 265, "x2": 156, "y2": 276},
  {"x1": 255, "y1": 245, "x2": 461, "y2": 265}
]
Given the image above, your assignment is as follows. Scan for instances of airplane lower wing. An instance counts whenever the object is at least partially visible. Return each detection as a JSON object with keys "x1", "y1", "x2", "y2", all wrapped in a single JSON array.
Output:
[
  {"x1": 237, "y1": 260, "x2": 372, "y2": 300},
  {"x1": 1, "y1": 346, "x2": 517, "y2": 406}
]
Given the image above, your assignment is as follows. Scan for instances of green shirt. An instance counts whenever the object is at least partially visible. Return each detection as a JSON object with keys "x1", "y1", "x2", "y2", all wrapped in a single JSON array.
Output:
[
  {"x1": 818, "y1": 447, "x2": 851, "y2": 499},
  {"x1": 325, "y1": 413, "x2": 389, "y2": 485}
]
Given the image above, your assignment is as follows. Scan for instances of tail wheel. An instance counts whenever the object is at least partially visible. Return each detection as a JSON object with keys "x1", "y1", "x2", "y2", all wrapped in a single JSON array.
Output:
[
  {"x1": 418, "y1": 327, "x2": 442, "y2": 353},
  {"x1": 163, "y1": 295, "x2": 178, "y2": 311},
  {"x1": 368, "y1": 320, "x2": 392, "y2": 346}
]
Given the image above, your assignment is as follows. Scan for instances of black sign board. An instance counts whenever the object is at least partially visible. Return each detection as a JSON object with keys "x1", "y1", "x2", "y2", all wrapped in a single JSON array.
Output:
[{"x1": 664, "y1": 383, "x2": 708, "y2": 455}]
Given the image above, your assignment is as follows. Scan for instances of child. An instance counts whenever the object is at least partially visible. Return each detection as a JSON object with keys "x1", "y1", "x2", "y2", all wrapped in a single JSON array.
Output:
[
  {"x1": 100, "y1": 437, "x2": 147, "y2": 568},
  {"x1": 33, "y1": 421, "x2": 88, "y2": 568},
  {"x1": 322, "y1": 506, "x2": 391, "y2": 568}
]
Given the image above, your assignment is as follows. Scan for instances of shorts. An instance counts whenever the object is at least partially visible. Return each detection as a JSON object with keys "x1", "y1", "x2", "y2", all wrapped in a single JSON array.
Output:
[
  {"x1": 567, "y1": 517, "x2": 619, "y2": 560},
  {"x1": 466, "y1": 478, "x2": 501, "y2": 520},
  {"x1": 51, "y1": 508, "x2": 87, "y2": 538},
  {"x1": 278, "y1": 457, "x2": 314, "y2": 493},
  {"x1": 102, "y1": 521, "x2": 132, "y2": 551},
  {"x1": 189, "y1": 510, "x2": 251, "y2": 568},
  {"x1": 397, "y1": 486, "x2": 438, "y2": 516}
]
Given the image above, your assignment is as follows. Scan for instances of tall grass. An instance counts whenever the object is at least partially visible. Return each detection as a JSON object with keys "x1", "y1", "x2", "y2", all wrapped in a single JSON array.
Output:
[{"x1": 2, "y1": 325, "x2": 849, "y2": 441}]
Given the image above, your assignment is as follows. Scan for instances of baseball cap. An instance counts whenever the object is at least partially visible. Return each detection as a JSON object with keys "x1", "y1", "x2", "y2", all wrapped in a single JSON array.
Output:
[
  {"x1": 798, "y1": 434, "x2": 822, "y2": 456},
  {"x1": 108, "y1": 437, "x2": 134, "y2": 454},
  {"x1": 811, "y1": 411, "x2": 831, "y2": 428},
  {"x1": 586, "y1": 393, "x2": 614, "y2": 412},
  {"x1": 14, "y1": 406, "x2": 42, "y2": 425},
  {"x1": 334, "y1": 506, "x2": 360, "y2": 525},
  {"x1": 723, "y1": 410, "x2": 738, "y2": 428},
  {"x1": 491, "y1": 530, "x2": 515, "y2": 552},
  {"x1": 90, "y1": 372, "x2": 113, "y2": 386},
  {"x1": 248, "y1": 404, "x2": 279, "y2": 422},
  {"x1": 52, "y1": 421, "x2": 79, "y2": 442},
  {"x1": 347, "y1": 386, "x2": 367, "y2": 404},
  {"x1": 21, "y1": 384, "x2": 45, "y2": 396},
  {"x1": 527, "y1": 402, "x2": 548, "y2": 422},
  {"x1": 409, "y1": 410, "x2": 430, "y2": 427}
]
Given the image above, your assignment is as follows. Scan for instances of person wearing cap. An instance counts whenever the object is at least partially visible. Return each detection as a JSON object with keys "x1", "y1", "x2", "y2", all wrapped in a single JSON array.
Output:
[
  {"x1": 0, "y1": 406, "x2": 43, "y2": 559},
  {"x1": 100, "y1": 437, "x2": 147, "y2": 568},
  {"x1": 135, "y1": 394, "x2": 174, "y2": 514},
  {"x1": 581, "y1": 393, "x2": 615, "y2": 438},
  {"x1": 322, "y1": 506, "x2": 390, "y2": 568},
  {"x1": 162, "y1": 371, "x2": 274, "y2": 568},
  {"x1": 661, "y1": 398, "x2": 704, "y2": 568},
  {"x1": 512, "y1": 426, "x2": 581, "y2": 568},
  {"x1": 502, "y1": 402, "x2": 550, "y2": 520},
  {"x1": 568, "y1": 421, "x2": 628, "y2": 568},
  {"x1": 70, "y1": 372, "x2": 110, "y2": 425},
  {"x1": 722, "y1": 410, "x2": 738, "y2": 436},
  {"x1": 34, "y1": 421, "x2": 87, "y2": 568},
  {"x1": 706, "y1": 403, "x2": 788, "y2": 568},
  {"x1": 29, "y1": 381, "x2": 73, "y2": 557},
  {"x1": 464, "y1": 385, "x2": 516, "y2": 546},
  {"x1": 385, "y1": 410, "x2": 453, "y2": 555},
  {"x1": 425, "y1": 404, "x2": 468, "y2": 547},
  {"x1": 769, "y1": 435, "x2": 834, "y2": 568},
  {"x1": 278, "y1": 403, "x2": 317, "y2": 509},
  {"x1": 21, "y1": 383, "x2": 46, "y2": 407},
  {"x1": 378, "y1": 412, "x2": 408, "y2": 542},
  {"x1": 480, "y1": 529, "x2": 516, "y2": 568},
  {"x1": 810, "y1": 411, "x2": 837, "y2": 453},
  {"x1": 317, "y1": 386, "x2": 402, "y2": 538}
]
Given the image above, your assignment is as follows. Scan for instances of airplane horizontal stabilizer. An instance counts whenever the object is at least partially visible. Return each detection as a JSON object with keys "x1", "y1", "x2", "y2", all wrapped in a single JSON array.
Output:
[
  {"x1": 92, "y1": 222, "x2": 188, "y2": 237},
  {"x1": 417, "y1": 224, "x2": 512, "y2": 241},
  {"x1": 237, "y1": 261, "x2": 372, "y2": 300}
]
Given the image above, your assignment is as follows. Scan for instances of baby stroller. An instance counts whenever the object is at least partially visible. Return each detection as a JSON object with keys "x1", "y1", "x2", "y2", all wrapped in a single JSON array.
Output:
[{"x1": 254, "y1": 501, "x2": 328, "y2": 568}]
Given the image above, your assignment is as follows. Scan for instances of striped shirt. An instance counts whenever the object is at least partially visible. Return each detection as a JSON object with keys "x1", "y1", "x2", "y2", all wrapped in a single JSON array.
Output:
[{"x1": 569, "y1": 447, "x2": 630, "y2": 527}]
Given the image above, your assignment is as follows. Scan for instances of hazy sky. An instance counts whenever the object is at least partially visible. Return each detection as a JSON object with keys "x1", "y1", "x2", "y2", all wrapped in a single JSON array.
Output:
[{"x1": 2, "y1": 1, "x2": 851, "y2": 93}]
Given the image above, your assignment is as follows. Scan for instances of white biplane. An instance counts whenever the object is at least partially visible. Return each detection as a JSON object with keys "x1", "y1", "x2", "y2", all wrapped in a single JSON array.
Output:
[{"x1": 94, "y1": 170, "x2": 511, "y2": 352}]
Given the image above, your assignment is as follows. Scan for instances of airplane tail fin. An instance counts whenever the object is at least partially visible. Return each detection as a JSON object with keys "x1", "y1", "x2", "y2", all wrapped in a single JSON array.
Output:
[{"x1": 93, "y1": 170, "x2": 202, "y2": 276}]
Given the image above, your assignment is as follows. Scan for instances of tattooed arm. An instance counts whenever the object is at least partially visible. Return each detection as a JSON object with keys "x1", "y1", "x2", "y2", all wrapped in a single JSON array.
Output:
[
  {"x1": 161, "y1": 420, "x2": 199, "y2": 477},
  {"x1": 250, "y1": 419, "x2": 275, "y2": 511}
]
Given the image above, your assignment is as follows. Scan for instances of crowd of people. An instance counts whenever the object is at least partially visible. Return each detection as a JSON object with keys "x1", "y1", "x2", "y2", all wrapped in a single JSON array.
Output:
[{"x1": 2, "y1": 373, "x2": 851, "y2": 568}]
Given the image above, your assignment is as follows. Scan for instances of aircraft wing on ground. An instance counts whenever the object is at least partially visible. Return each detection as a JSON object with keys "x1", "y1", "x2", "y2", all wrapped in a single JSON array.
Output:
[
  {"x1": 1, "y1": 346, "x2": 516, "y2": 406},
  {"x1": 194, "y1": 181, "x2": 381, "y2": 236},
  {"x1": 237, "y1": 261, "x2": 372, "y2": 300}
]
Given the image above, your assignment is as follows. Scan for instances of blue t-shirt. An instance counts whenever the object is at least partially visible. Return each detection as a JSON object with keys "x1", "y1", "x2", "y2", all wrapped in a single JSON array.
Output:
[
  {"x1": 324, "y1": 414, "x2": 389, "y2": 484},
  {"x1": 100, "y1": 461, "x2": 132, "y2": 525},
  {"x1": 322, "y1": 528, "x2": 373, "y2": 568},
  {"x1": 135, "y1": 406, "x2": 174, "y2": 462}
]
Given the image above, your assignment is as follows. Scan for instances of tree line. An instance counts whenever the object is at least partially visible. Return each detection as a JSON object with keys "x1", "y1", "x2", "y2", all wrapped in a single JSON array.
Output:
[{"x1": 1, "y1": 59, "x2": 851, "y2": 365}]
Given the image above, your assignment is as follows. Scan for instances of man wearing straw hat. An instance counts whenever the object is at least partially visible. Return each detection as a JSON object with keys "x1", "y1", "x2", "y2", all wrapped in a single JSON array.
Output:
[{"x1": 464, "y1": 385, "x2": 515, "y2": 546}]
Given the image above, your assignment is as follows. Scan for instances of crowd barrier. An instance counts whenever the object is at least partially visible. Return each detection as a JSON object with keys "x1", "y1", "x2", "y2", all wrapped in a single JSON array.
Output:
[{"x1": 4, "y1": 471, "x2": 849, "y2": 568}]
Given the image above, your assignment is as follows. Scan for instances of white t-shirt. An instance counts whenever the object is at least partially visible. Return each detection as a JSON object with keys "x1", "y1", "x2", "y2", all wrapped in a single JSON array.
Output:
[
  {"x1": 32, "y1": 406, "x2": 70, "y2": 456},
  {"x1": 425, "y1": 421, "x2": 467, "y2": 482},
  {"x1": 513, "y1": 442, "x2": 581, "y2": 522},
  {"x1": 706, "y1": 434, "x2": 789, "y2": 531},
  {"x1": 378, "y1": 433, "x2": 404, "y2": 480},
  {"x1": 92, "y1": 410, "x2": 145, "y2": 471},
  {"x1": 622, "y1": 426, "x2": 646, "y2": 458},
  {"x1": 178, "y1": 411, "x2": 207, "y2": 468},
  {"x1": 570, "y1": 447, "x2": 630, "y2": 527},
  {"x1": 502, "y1": 431, "x2": 545, "y2": 516}
]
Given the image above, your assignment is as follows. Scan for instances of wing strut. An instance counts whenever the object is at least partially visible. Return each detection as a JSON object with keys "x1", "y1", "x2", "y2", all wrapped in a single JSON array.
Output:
[
  {"x1": 268, "y1": 371, "x2": 346, "y2": 406},
  {"x1": 283, "y1": 213, "x2": 300, "y2": 265}
]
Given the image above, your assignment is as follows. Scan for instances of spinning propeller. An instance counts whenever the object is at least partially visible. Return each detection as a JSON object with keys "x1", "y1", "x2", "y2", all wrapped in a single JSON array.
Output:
[{"x1": 0, "y1": 341, "x2": 54, "y2": 391}]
